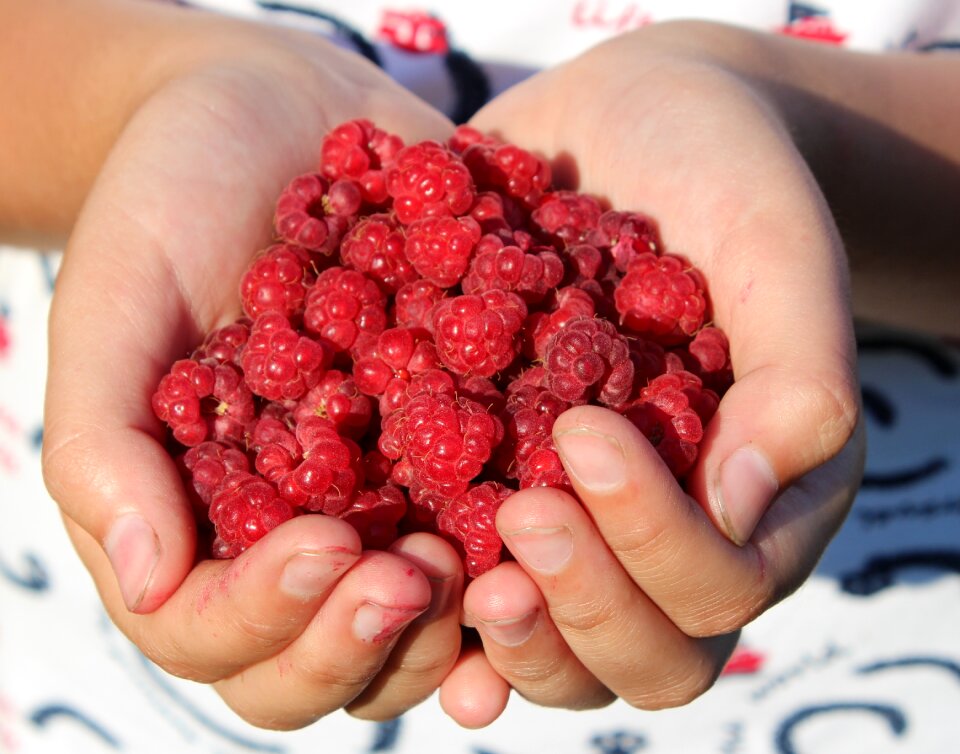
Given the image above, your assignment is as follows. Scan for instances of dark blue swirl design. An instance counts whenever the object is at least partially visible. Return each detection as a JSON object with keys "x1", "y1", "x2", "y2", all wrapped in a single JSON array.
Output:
[
  {"x1": 840, "y1": 550, "x2": 960, "y2": 596},
  {"x1": 369, "y1": 717, "x2": 402, "y2": 751},
  {"x1": 861, "y1": 457, "x2": 949, "y2": 489},
  {"x1": 775, "y1": 702, "x2": 906, "y2": 754},
  {"x1": 590, "y1": 729, "x2": 648, "y2": 754},
  {"x1": 856, "y1": 335, "x2": 958, "y2": 378},
  {"x1": 860, "y1": 385, "x2": 896, "y2": 427},
  {"x1": 0, "y1": 550, "x2": 50, "y2": 591},
  {"x1": 29, "y1": 704, "x2": 121, "y2": 748},
  {"x1": 135, "y1": 651, "x2": 285, "y2": 753},
  {"x1": 857, "y1": 656, "x2": 960, "y2": 684},
  {"x1": 256, "y1": 1, "x2": 382, "y2": 67}
]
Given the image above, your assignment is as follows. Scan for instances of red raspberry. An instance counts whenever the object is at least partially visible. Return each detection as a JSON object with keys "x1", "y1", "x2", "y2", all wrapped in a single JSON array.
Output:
[
  {"x1": 531, "y1": 190, "x2": 603, "y2": 244},
  {"x1": 209, "y1": 471, "x2": 295, "y2": 558},
  {"x1": 497, "y1": 382, "x2": 571, "y2": 479},
  {"x1": 543, "y1": 316, "x2": 635, "y2": 406},
  {"x1": 241, "y1": 313, "x2": 331, "y2": 401},
  {"x1": 461, "y1": 240, "x2": 564, "y2": 304},
  {"x1": 303, "y1": 267, "x2": 388, "y2": 353},
  {"x1": 519, "y1": 445, "x2": 572, "y2": 493},
  {"x1": 437, "y1": 481, "x2": 512, "y2": 577},
  {"x1": 615, "y1": 252, "x2": 708, "y2": 345},
  {"x1": 339, "y1": 483, "x2": 408, "y2": 549},
  {"x1": 454, "y1": 374, "x2": 507, "y2": 415},
  {"x1": 191, "y1": 319, "x2": 251, "y2": 365},
  {"x1": 352, "y1": 327, "x2": 441, "y2": 416},
  {"x1": 182, "y1": 441, "x2": 250, "y2": 506},
  {"x1": 679, "y1": 326, "x2": 733, "y2": 394},
  {"x1": 463, "y1": 142, "x2": 552, "y2": 207},
  {"x1": 403, "y1": 215, "x2": 481, "y2": 287},
  {"x1": 362, "y1": 449, "x2": 393, "y2": 487},
  {"x1": 340, "y1": 214, "x2": 417, "y2": 293},
  {"x1": 587, "y1": 210, "x2": 660, "y2": 271},
  {"x1": 278, "y1": 418, "x2": 364, "y2": 514},
  {"x1": 250, "y1": 416, "x2": 299, "y2": 483},
  {"x1": 393, "y1": 279, "x2": 445, "y2": 329},
  {"x1": 447, "y1": 124, "x2": 497, "y2": 154},
  {"x1": 386, "y1": 141, "x2": 475, "y2": 224},
  {"x1": 432, "y1": 291, "x2": 527, "y2": 378},
  {"x1": 523, "y1": 286, "x2": 596, "y2": 360},
  {"x1": 207, "y1": 362, "x2": 256, "y2": 445},
  {"x1": 623, "y1": 370, "x2": 719, "y2": 478},
  {"x1": 152, "y1": 359, "x2": 216, "y2": 446},
  {"x1": 292, "y1": 370, "x2": 373, "y2": 439},
  {"x1": 274, "y1": 173, "x2": 355, "y2": 252},
  {"x1": 563, "y1": 243, "x2": 607, "y2": 283},
  {"x1": 378, "y1": 392, "x2": 503, "y2": 495},
  {"x1": 319, "y1": 119, "x2": 403, "y2": 204}
]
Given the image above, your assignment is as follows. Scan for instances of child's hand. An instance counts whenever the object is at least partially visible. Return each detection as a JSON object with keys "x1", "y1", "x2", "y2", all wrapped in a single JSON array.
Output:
[
  {"x1": 441, "y1": 21, "x2": 864, "y2": 721},
  {"x1": 40, "y1": 20, "x2": 464, "y2": 728}
]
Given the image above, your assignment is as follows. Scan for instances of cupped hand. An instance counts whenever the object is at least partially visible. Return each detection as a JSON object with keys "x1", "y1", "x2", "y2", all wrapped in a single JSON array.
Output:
[
  {"x1": 40, "y1": 24, "x2": 463, "y2": 728},
  {"x1": 442, "y1": 21, "x2": 865, "y2": 720}
]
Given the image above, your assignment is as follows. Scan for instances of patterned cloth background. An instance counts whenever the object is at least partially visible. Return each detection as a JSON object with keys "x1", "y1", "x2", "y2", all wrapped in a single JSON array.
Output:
[{"x1": 2, "y1": 2, "x2": 960, "y2": 752}]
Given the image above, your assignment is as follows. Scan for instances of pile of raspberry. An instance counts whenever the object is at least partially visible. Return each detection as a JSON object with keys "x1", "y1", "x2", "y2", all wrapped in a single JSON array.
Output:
[{"x1": 152, "y1": 119, "x2": 733, "y2": 577}]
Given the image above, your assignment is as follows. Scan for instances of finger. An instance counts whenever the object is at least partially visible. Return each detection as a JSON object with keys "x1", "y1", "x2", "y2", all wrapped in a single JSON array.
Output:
[
  {"x1": 214, "y1": 551, "x2": 431, "y2": 731},
  {"x1": 438, "y1": 641, "x2": 511, "y2": 729},
  {"x1": 67, "y1": 513, "x2": 362, "y2": 681},
  {"x1": 464, "y1": 562, "x2": 614, "y2": 710},
  {"x1": 552, "y1": 404, "x2": 865, "y2": 637},
  {"x1": 345, "y1": 533, "x2": 464, "y2": 721},
  {"x1": 497, "y1": 485, "x2": 739, "y2": 709}
]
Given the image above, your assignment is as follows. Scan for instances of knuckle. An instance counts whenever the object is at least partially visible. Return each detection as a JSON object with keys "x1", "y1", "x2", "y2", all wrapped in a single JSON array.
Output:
[
  {"x1": 550, "y1": 592, "x2": 621, "y2": 638},
  {"x1": 139, "y1": 633, "x2": 221, "y2": 684},
  {"x1": 808, "y1": 372, "x2": 860, "y2": 460},
  {"x1": 678, "y1": 550, "x2": 775, "y2": 637},
  {"x1": 623, "y1": 653, "x2": 722, "y2": 710}
]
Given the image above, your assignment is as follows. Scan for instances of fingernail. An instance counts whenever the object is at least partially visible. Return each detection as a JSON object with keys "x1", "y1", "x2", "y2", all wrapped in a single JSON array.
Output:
[
  {"x1": 353, "y1": 602, "x2": 425, "y2": 643},
  {"x1": 476, "y1": 610, "x2": 539, "y2": 648},
  {"x1": 103, "y1": 513, "x2": 160, "y2": 612},
  {"x1": 281, "y1": 548, "x2": 357, "y2": 601},
  {"x1": 554, "y1": 428, "x2": 626, "y2": 493},
  {"x1": 716, "y1": 446, "x2": 779, "y2": 546},
  {"x1": 500, "y1": 526, "x2": 573, "y2": 575}
]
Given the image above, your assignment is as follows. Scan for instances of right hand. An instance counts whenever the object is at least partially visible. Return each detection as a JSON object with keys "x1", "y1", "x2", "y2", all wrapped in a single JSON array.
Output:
[{"x1": 41, "y1": 17, "x2": 464, "y2": 729}]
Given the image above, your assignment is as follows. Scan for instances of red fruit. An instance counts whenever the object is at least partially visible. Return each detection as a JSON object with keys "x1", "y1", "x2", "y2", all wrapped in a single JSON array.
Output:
[
  {"x1": 278, "y1": 418, "x2": 363, "y2": 514},
  {"x1": 183, "y1": 441, "x2": 250, "y2": 506},
  {"x1": 352, "y1": 327, "x2": 441, "y2": 415},
  {"x1": 523, "y1": 286, "x2": 597, "y2": 360},
  {"x1": 497, "y1": 382, "x2": 571, "y2": 479},
  {"x1": 339, "y1": 484, "x2": 408, "y2": 549},
  {"x1": 615, "y1": 252, "x2": 708, "y2": 344},
  {"x1": 393, "y1": 279, "x2": 445, "y2": 329},
  {"x1": 447, "y1": 124, "x2": 497, "y2": 154},
  {"x1": 461, "y1": 240, "x2": 564, "y2": 304},
  {"x1": 274, "y1": 173, "x2": 353, "y2": 253},
  {"x1": 303, "y1": 267, "x2": 388, "y2": 353},
  {"x1": 378, "y1": 392, "x2": 503, "y2": 495},
  {"x1": 531, "y1": 190, "x2": 603, "y2": 244},
  {"x1": 403, "y1": 215, "x2": 481, "y2": 287},
  {"x1": 623, "y1": 370, "x2": 719, "y2": 478},
  {"x1": 191, "y1": 319, "x2": 251, "y2": 365},
  {"x1": 241, "y1": 313, "x2": 331, "y2": 401},
  {"x1": 463, "y1": 142, "x2": 552, "y2": 207},
  {"x1": 207, "y1": 362, "x2": 256, "y2": 445},
  {"x1": 152, "y1": 359, "x2": 216, "y2": 447},
  {"x1": 340, "y1": 214, "x2": 417, "y2": 293},
  {"x1": 386, "y1": 140, "x2": 475, "y2": 224},
  {"x1": 437, "y1": 481, "x2": 512, "y2": 577},
  {"x1": 588, "y1": 210, "x2": 660, "y2": 271},
  {"x1": 292, "y1": 370, "x2": 373, "y2": 439},
  {"x1": 543, "y1": 316, "x2": 634, "y2": 406},
  {"x1": 432, "y1": 291, "x2": 527, "y2": 378},
  {"x1": 319, "y1": 118, "x2": 403, "y2": 204},
  {"x1": 681, "y1": 326, "x2": 734, "y2": 393},
  {"x1": 209, "y1": 471, "x2": 295, "y2": 558}
]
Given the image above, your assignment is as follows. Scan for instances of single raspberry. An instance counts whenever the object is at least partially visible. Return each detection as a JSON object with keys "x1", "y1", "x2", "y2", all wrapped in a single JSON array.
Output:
[
  {"x1": 319, "y1": 119, "x2": 403, "y2": 204},
  {"x1": 531, "y1": 190, "x2": 603, "y2": 244},
  {"x1": 454, "y1": 374, "x2": 507, "y2": 415},
  {"x1": 191, "y1": 319, "x2": 251, "y2": 365},
  {"x1": 250, "y1": 415, "x2": 299, "y2": 483},
  {"x1": 292, "y1": 370, "x2": 373, "y2": 439},
  {"x1": 152, "y1": 359, "x2": 216, "y2": 446},
  {"x1": 523, "y1": 286, "x2": 596, "y2": 360},
  {"x1": 339, "y1": 214, "x2": 417, "y2": 293},
  {"x1": 615, "y1": 252, "x2": 708, "y2": 345},
  {"x1": 467, "y1": 191, "x2": 511, "y2": 234},
  {"x1": 562, "y1": 243, "x2": 606, "y2": 284},
  {"x1": 378, "y1": 391, "x2": 503, "y2": 495},
  {"x1": 543, "y1": 316, "x2": 635, "y2": 406},
  {"x1": 209, "y1": 471, "x2": 295, "y2": 558},
  {"x1": 303, "y1": 267, "x2": 388, "y2": 353},
  {"x1": 679, "y1": 326, "x2": 733, "y2": 394},
  {"x1": 352, "y1": 327, "x2": 441, "y2": 416},
  {"x1": 386, "y1": 140, "x2": 475, "y2": 223},
  {"x1": 274, "y1": 173, "x2": 355, "y2": 252},
  {"x1": 403, "y1": 215, "x2": 481, "y2": 287},
  {"x1": 432, "y1": 291, "x2": 527, "y2": 378},
  {"x1": 339, "y1": 484, "x2": 408, "y2": 549},
  {"x1": 463, "y1": 142, "x2": 552, "y2": 207},
  {"x1": 447, "y1": 124, "x2": 497, "y2": 154},
  {"x1": 362, "y1": 449, "x2": 394, "y2": 487},
  {"x1": 182, "y1": 441, "x2": 250, "y2": 506},
  {"x1": 497, "y1": 382, "x2": 571, "y2": 479},
  {"x1": 241, "y1": 313, "x2": 331, "y2": 401},
  {"x1": 461, "y1": 240, "x2": 564, "y2": 304},
  {"x1": 278, "y1": 418, "x2": 364, "y2": 514},
  {"x1": 393, "y1": 279, "x2": 445, "y2": 329},
  {"x1": 206, "y1": 362, "x2": 256, "y2": 445},
  {"x1": 587, "y1": 210, "x2": 660, "y2": 271},
  {"x1": 623, "y1": 370, "x2": 719, "y2": 478},
  {"x1": 437, "y1": 481, "x2": 512, "y2": 577}
]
